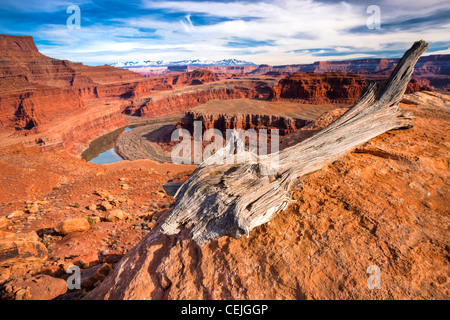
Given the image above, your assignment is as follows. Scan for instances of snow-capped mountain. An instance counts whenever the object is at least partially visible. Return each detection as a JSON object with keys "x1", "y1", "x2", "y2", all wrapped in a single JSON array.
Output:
[{"x1": 110, "y1": 58, "x2": 256, "y2": 68}]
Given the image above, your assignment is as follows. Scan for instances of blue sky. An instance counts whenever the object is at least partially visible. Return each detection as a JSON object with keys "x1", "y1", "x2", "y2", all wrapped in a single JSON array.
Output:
[{"x1": 0, "y1": 0, "x2": 449, "y2": 65}]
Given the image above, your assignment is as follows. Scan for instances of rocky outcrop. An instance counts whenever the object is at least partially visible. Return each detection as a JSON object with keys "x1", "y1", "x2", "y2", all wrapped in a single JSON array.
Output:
[
  {"x1": 1, "y1": 275, "x2": 67, "y2": 300},
  {"x1": 299, "y1": 58, "x2": 398, "y2": 75},
  {"x1": 178, "y1": 111, "x2": 311, "y2": 136},
  {"x1": 269, "y1": 72, "x2": 367, "y2": 104},
  {"x1": 0, "y1": 231, "x2": 48, "y2": 282},
  {"x1": 55, "y1": 218, "x2": 91, "y2": 235},
  {"x1": 0, "y1": 35, "x2": 143, "y2": 100},
  {"x1": 405, "y1": 78, "x2": 432, "y2": 94},
  {"x1": 249, "y1": 64, "x2": 302, "y2": 75},
  {"x1": 0, "y1": 35, "x2": 39, "y2": 52}
]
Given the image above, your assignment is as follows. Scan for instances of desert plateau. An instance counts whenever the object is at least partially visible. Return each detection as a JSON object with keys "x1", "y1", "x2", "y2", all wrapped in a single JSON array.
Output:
[{"x1": 0, "y1": 0, "x2": 448, "y2": 306}]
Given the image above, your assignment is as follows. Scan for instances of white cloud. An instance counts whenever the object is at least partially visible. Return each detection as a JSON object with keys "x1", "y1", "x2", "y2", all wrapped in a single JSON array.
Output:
[
  {"x1": 31, "y1": 0, "x2": 450, "y2": 65},
  {"x1": 424, "y1": 47, "x2": 450, "y2": 55}
]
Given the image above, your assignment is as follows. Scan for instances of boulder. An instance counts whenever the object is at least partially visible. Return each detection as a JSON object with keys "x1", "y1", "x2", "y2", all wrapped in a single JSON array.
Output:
[
  {"x1": 101, "y1": 201, "x2": 113, "y2": 211},
  {"x1": 55, "y1": 218, "x2": 90, "y2": 235},
  {"x1": 27, "y1": 204, "x2": 40, "y2": 214},
  {"x1": 105, "y1": 210, "x2": 130, "y2": 223},
  {"x1": 95, "y1": 189, "x2": 111, "y2": 199},
  {"x1": 6, "y1": 210, "x2": 25, "y2": 219}
]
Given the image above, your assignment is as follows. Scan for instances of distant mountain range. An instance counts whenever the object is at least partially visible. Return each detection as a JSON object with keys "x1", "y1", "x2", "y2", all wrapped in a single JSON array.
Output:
[
  {"x1": 110, "y1": 54, "x2": 450, "y2": 90},
  {"x1": 110, "y1": 58, "x2": 257, "y2": 68}
]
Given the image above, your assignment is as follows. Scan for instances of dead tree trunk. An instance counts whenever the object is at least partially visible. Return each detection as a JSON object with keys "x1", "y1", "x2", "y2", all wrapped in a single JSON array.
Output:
[{"x1": 161, "y1": 40, "x2": 429, "y2": 246}]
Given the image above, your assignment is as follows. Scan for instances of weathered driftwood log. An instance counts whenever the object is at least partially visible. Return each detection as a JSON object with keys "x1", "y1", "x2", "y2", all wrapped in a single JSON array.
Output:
[{"x1": 161, "y1": 40, "x2": 429, "y2": 246}]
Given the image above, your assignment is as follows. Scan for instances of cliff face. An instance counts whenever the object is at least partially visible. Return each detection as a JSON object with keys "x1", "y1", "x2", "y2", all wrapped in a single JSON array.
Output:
[
  {"x1": 300, "y1": 58, "x2": 398, "y2": 74},
  {"x1": 0, "y1": 35, "x2": 144, "y2": 99},
  {"x1": 139, "y1": 87, "x2": 261, "y2": 117},
  {"x1": 129, "y1": 69, "x2": 218, "y2": 98},
  {"x1": 0, "y1": 35, "x2": 141, "y2": 154},
  {"x1": 269, "y1": 72, "x2": 432, "y2": 104},
  {"x1": 0, "y1": 81, "x2": 85, "y2": 132},
  {"x1": 249, "y1": 64, "x2": 301, "y2": 75},
  {"x1": 269, "y1": 72, "x2": 367, "y2": 105},
  {"x1": 250, "y1": 55, "x2": 450, "y2": 90},
  {"x1": 126, "y1": 80, "x2": 271, "y2": 117},
  {"x1": 178, "y1": 111, "x2": 311, "y2": 136}
]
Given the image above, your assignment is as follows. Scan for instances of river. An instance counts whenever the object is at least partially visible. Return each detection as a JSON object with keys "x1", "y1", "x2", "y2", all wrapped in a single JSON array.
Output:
[{"x1": 81, "y1": 126, "x2": 131, "y2": 165}]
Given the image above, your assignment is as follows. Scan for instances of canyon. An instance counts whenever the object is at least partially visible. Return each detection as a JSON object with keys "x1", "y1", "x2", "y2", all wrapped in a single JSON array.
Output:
[
  {"x1": 0, "y1": 35, "x2": 442, "y2": 158},
  {"x1": 0, "y1": 34, "x2": 448, "y2": 301},
  {"x1": 0, "y1": 35, "x2": 268, "y2": 155}
]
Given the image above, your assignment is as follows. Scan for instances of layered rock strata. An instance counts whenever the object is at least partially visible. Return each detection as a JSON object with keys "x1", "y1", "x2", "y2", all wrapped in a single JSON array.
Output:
[{"x1": 269, "y1": 72, "x2": 367, "y2": 105}]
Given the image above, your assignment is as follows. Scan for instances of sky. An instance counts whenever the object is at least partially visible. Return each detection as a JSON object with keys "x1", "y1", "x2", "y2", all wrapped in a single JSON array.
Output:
[{"x1": 0, "y1": 0, "x2": 449, "y2": 66}]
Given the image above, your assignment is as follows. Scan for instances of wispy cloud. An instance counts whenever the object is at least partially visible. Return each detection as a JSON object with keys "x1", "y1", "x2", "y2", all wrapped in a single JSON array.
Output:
[{"x1": 0, "y1": 0, "x2": 449, "y2": 65}]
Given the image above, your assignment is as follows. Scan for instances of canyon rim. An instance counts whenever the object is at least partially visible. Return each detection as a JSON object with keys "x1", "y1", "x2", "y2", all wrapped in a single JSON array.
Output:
[{"x1": 0, "y1": 0, "x2": 449, "y2": 309}]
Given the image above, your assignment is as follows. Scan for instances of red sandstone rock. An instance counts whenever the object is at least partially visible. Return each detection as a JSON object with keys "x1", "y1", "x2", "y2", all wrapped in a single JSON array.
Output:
[
  {"x1": 129, "y1": 69, "x2": 218, "y2": 98},
  {"x1": 132, "y1": 85, "x2": 263, "y2": 117},
  {"x1": 80, "y1": 263, "x2": 113, "y2": 290},
  {"x1": 0, "y1": 218, "x2": 9, "y2": 228},
  {"x1": 55, "y1": 218, "x2": 90, "y2": 235},
  {"x1": 1, "y1": 274, "x2": 67, "y2": 300},
  {"x1": 0, "y1": 35, "x2": 139, "y2": 154},
  {"x1": 269, "y1": 72, "x2": 432, "y2": 105},
  {"x1": 105, "y1": 209, "x2": 130, "y2": 222},
  {"x1": 405, "y1": 78, "x2": 432, "y2": 94},
  {"x1": 0, "y1": 79, "x2": 85, "y2": 131},
  {"x1": 0, "y1": 231, "x2": 48, "y2": 279},
  {"x1": 269, "y1": 72, "x2": 367, "y2": 105},
  {"x1": 178, "y1": 111, "x2": 311, "y2": 136},
  {"x1": 250, "y1": 56, "x2": 450, "y2": 90},
  {"x1": 0, "y1": 35, "x2": 39, "y2": 52}
]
